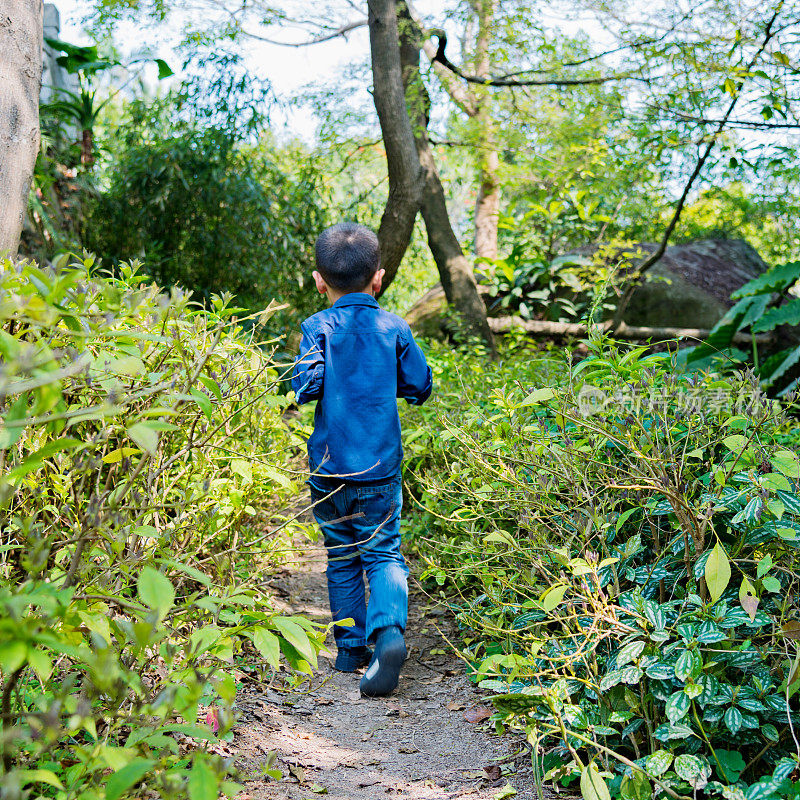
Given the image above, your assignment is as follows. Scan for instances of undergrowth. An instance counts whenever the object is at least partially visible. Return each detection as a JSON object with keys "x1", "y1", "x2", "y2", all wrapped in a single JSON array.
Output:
[
  {"x1": 404, "y1": 335, "x2": 800, "y2": 800},
  {"x1": 0, "y1": 257, "x2": 328, "y2": 799}
]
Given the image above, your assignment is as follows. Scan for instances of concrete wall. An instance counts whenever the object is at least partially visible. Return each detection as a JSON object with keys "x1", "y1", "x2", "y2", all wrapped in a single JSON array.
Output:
[{"x1": 41, "y1": 3, "x2": 80, "y2": 136}]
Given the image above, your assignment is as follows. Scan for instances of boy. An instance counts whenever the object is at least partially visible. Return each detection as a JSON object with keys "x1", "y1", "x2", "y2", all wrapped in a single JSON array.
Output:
[{"x1": 291, "y1": 222, "x2": 433, "y2": 697}]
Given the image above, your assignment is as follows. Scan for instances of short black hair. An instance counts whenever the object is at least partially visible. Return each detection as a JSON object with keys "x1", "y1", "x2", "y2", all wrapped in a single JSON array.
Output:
[{"x1": 315, "y1": 222, "x2": 380, "y2": 292}]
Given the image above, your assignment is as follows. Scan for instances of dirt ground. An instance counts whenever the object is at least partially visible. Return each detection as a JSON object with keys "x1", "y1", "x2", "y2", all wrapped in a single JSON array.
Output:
[{"x1": 231, "y1": 538, "x2": 555, "y2": 800}]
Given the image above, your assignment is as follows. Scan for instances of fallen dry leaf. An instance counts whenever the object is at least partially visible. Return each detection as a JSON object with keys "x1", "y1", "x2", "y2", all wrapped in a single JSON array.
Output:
[
  {"x1": 782, "y1": 620, "x2": 800, "y2": 639},
  {"x1": 463, "y1": 706, "x2": 492, "y2": 723}
]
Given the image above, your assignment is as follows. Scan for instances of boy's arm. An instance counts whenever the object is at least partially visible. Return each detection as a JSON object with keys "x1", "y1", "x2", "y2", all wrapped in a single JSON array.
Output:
[
  {"x1": 292, "y1": 322, "x2": 325, "y2": 404},
  {"x1": 397, "y1": 325, "x2": 433, "y2": 406}
]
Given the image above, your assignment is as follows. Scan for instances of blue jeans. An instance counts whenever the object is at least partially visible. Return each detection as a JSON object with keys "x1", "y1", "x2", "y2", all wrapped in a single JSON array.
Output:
[{"x1": 308, "y1": 474, "x2": 408, "y2": 651}]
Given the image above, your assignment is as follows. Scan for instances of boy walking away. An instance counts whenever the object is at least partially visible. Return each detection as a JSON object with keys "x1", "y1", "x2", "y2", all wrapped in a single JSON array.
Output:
[{"x1": 291, "y1": 222, "x2": 433, "y2": 697}]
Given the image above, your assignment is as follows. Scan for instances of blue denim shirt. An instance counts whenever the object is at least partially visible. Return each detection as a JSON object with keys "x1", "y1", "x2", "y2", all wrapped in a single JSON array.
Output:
[{"x1": 291, "y1": 293, "x2": 433, "y2": 482}]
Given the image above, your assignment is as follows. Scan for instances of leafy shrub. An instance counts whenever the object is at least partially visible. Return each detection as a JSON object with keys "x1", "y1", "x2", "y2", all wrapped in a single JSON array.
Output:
[
  {"x1": 405, "y1": 338, "x2": 800, "y2": 799},
  {"x1": 0, "y1": 257, "x2": 326, "y2": 798},
  {"x1": 479, "y1": 228, "x2": 626, "y2": 325},
  {"x1": 84, "y1": 124, "x2": 326, "y2": 327},
  {"x1": 684, "y1": 259, "x2": 800, "y2": 396},
  {"x1": 82, "y1": 56, "x2": 327, "y2": 328},
  {"x1": 482, "y1": 248, "x2": 595, "y2": 322}
]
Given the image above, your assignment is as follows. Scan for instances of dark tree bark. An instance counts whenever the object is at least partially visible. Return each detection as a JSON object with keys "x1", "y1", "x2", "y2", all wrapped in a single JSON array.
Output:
[
  {"x1": 0, "y1": 0, "x2": 43, "y2": 257},
  {"x1": 368, "y1": 0, "x2": 423, "y2": 288},
  {"x1": 396, "y1": 2, "x2": 495, "y2": 351}
]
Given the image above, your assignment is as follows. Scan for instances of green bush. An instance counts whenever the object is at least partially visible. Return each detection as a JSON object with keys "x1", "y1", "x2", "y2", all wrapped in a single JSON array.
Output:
[
  {"x1": 405, "y1": 338, "x2": 800, "y2": 799},
  {"x1": 0, "y1": 257, "x2": 327, "y2": 798},
  {"x1": 683, "y1": 259, "x2": 800, "y2": 396},
  {"x1": 84, "y1": 93, "x2": 327, "y2": 327},
  {"x1": 481, "y1": 246, "x2": 604, "y2": 323}
]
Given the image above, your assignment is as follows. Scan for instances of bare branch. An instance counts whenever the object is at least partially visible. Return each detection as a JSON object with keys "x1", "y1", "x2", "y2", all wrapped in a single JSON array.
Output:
[
  {"x1": 611, "y1": 5, "x2": 785, "y2": 330},
  {"x1": 240, "y1": 17, "x2": 367, "y2": 46},
  {"x1": 651, "y1": 105, "x2": 800, "y2": 130},
  {"x1": 428, "y1": 30, "x2": 632, "y2": 87}
]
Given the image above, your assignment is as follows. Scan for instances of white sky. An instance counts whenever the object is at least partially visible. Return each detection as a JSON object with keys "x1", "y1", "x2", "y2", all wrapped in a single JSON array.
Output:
[
  {"x1": 52, "y1": 0, "x2": 430, "y2": 142},
  {"x1": 52, "y1": 0, "x2": 613, "y2": 143}
]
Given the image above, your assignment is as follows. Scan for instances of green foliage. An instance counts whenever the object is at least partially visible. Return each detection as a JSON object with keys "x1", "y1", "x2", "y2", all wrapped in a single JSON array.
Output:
[
  {"x1": 676, "y1": 185, "x2": 800, "y2": 266},
  {"x1": 0, "y1": 257, "x2": 324, "y2": 798},
  {"x1": 45, "y1": 37, "x2": 172, "y2": 82},
  {"x1": 404, "y1": 339, "x2": 800, "y2": 799},
  {"x1": 84, "y1": 92, "x2": 326, "y2": 324},
  {"x1": 684, "y1": 260, "x2": 800, "y2": 395},
  {"x1": 41, "y1": 38, "x2": 172, "y2": 167},
  {"x1": 482, "y1": 236, "x2": 615, "y2": 323}
]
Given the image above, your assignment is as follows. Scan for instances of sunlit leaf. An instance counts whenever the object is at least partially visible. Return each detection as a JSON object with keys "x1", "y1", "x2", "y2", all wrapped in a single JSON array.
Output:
[
  {"x1": 137, "y1": 566, "x2": 175, "y2": 617},
  {"x1": 580, "y1": 762, "x2": 611, "y2": 800},
  {"x1": 540, "y1": 584, "x2": 568, "y2": 613},
  {"x1": 705, "y1": 543, "x2": 731, "y2": 604}
]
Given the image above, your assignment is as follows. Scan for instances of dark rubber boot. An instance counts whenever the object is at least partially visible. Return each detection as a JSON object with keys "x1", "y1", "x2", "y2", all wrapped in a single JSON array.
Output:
[{"x1": 360, "y1": 626, "x2": 406, "y2": 697}]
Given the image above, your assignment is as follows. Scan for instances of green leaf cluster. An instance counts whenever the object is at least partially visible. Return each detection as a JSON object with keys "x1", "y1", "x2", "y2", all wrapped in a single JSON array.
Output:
[
  {"x1": 403, "y1": 337, "x2": 800, "y2": 800},
  {"x1": 0, "y1": 256, "x2": 322, "y2": 798}
]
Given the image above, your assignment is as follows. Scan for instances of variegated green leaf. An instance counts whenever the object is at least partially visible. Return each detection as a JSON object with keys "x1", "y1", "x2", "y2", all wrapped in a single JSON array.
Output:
[
  {"x1": 665, "y1": 691, "x2": 690, "y2": 724},
  {"x1": 645, "y1": 750, "x2": 673, "y2": 777}
]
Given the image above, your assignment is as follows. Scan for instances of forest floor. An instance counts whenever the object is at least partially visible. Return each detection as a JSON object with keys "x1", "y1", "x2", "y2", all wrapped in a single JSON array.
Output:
[{"x1": 230, "y1": 534, "x2": 552, "y2": 800}]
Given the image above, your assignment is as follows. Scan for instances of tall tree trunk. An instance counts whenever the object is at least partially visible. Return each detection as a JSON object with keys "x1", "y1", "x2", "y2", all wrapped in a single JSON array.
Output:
[
  {"x1": 418, "y1": 145, "x2": 496, "y2": 352},
  {"x1": 410, "y1": 0, "x2": 500, "y2": 261},
  {"x1": 0, "y1": 0, "x2": 43, "y2": 258},
  {"x1": 470, "y1": 0, "x2": 499, "y2": 261},
  {"x1": 368, "y1": 0, "x2": 423, "y2": 289},
  {"x1": 473, "y1": 110, "x2": 500, "y2": 260},
  {"x1": 398, "y1": 3, "x2": 495, "y2": 352}
]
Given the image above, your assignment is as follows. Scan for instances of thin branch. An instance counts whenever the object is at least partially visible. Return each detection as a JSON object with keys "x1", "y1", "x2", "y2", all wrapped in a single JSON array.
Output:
[
  {"x1": 429, "y1": 30, "x2": 632, "y2": 87},
  {"x1": 239, "y1": 17, "x2": 367, "y2": 46},
  {"x1": 611, "y1": 3, "x2": 785, "y2": 330},
  {"x1": 491, "y1": 40, "x2": 659, "y2": 77},
  {"x1": 651, "y1": 104, "x2": 800, "y2": 130}
]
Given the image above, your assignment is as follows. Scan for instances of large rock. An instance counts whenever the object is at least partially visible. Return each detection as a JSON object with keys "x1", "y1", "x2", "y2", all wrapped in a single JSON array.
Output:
[
  {"x1": 404, "y1": 284, "x2": 450, "y2": 339},
  {"x1": 405, "y1": 238, "x2": 768, "y2": 336},
  {"x1": 622, "y1": 239, "x2": 767, "y2": 328}
]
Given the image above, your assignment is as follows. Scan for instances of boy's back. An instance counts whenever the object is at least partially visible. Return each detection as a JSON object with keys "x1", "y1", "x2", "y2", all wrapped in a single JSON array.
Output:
[{"x1": 293, "y1": 292, "x2": 432, "y2": 482}]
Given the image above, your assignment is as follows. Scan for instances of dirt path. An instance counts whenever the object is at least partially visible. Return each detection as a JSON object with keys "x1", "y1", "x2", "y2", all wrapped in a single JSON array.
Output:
[{"x1": 232, "y1": 538, "x2": 546, "y2": 800}]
